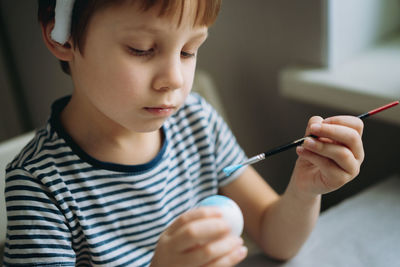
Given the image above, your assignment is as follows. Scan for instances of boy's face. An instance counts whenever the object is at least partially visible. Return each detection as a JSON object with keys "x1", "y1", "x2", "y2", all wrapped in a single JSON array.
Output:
[{"x1": 69, "y1": 1, "x2": 208, "y2": 133}]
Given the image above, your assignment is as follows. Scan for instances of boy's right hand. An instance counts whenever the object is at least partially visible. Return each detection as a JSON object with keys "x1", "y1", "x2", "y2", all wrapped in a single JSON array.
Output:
[{"x1": 150, "y1": 207, "x2": 248, "y2": 267}]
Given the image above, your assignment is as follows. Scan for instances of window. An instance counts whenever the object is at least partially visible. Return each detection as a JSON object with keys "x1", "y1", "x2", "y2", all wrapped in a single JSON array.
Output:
[{"x1": 280, "y1": 0, "x2": 400, "y2": 124}]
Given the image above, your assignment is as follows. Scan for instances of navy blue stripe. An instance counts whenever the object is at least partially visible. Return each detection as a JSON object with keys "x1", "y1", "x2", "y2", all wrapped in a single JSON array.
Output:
[
  {"x1": 3, "y1": 260, "x2": 75, "y2": 267},
  {"x1": 5, "y1": 185, "x2": 53, "y2": 198},
  {"x1": 10, "y1": 128, "x2": 48, "y2": 169},
  {"x1": 7, "y1": 243, "x2": 72, "y2": 250},
  {"x1": 65, "y1": 165, "x2": 169, "y2": 186},
  {"x1": 7, "y1": 215, "x2": 65, "y2": 226},
  {"x1": 70, "y1": 176, "x2": 167, "y2": 195},
  {"x1": 74, "y1": 186, "x2": 164, "y2": 203},
  {"x1": 21, "y1": 128, "x2": 54, "y2": 165},
  {"x1": 4, "y1": 251, "x2": 75, "y2": 259},
  {"x1": 79, "y1": 183, "x2": 165, "y2": 211},
  {"x1": 6, "y1": 195, "x2": 56, "y2": 205},
  {"x1": 169, "y1": 117, "x2": 204, "y2": 140},
  {"x1": 6, "y1": 174, "x2": 41, "y2": 185},
  {"x1": 26, "y1": 151, "x2": 76, "y2": 167},
  {"x1": 8, "y1": 233, "x2": 71, "y2": 242}
]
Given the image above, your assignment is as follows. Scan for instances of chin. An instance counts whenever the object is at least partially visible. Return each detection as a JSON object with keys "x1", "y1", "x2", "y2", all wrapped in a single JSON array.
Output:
[{"x1": 134, "y1": 121, "x2": 165, "y2": 133}]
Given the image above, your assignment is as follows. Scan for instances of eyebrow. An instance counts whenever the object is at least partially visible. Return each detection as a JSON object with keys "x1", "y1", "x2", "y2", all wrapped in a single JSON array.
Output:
[
  {"x1": 122, "y1": 24, "x2": 161, "y2": 34},
  {"x1": 122, "y1": 24, "x2": 209, "y2": 40},
  {"x1": 191, "y1": 31, "x2": 209, "y2": 41}
]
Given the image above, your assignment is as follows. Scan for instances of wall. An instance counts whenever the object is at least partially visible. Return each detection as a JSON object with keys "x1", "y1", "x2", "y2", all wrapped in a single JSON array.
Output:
[
  {"x1": 1, "y1": 0, "x2": 399, "y2": 210},
  {"x1": 0, "y1": 35, "x2": 23, "y2": 140},
  {"x1": 0, "y1": 7, "x2": 25, "y2": 141},
  {"x1": 0, "y1": 0, "x2": 73, "y2": 131}
]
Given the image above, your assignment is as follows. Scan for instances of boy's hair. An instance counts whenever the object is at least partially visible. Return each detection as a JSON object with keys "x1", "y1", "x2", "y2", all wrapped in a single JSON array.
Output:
[{"x1": 38, "y1": 0, "x2": 222, "y2": 75}]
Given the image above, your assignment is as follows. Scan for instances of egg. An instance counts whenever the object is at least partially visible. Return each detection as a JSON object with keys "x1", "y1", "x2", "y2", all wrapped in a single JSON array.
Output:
[{"x1": 197, "y1": 195, "x2": 244, "y2": 236}]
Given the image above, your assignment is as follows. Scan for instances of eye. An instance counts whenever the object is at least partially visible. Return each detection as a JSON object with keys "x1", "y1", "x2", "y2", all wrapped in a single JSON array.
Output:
[
  {"x1": 181, "y1": 51, "x2": 196, "y2": 58},
  {"x1": 128, "y1": 47, "x2": 154, "y2": 57}
]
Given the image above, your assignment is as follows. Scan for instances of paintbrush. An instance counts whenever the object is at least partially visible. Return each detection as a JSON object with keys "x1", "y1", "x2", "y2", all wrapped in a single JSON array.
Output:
[{"x1": 223, "y1": 100, "x2": 399, "y2": 176}]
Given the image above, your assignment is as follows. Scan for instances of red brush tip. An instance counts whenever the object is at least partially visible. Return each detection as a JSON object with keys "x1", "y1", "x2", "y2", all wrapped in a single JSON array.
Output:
[{"x1": 368, "y1": 101, "x2": 399, "y2": 116}]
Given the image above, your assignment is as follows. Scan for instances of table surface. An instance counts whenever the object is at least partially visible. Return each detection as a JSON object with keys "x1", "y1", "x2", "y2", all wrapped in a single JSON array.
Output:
[{"x1": 238, "y1": 175, "x2": 400, "y2": 267}]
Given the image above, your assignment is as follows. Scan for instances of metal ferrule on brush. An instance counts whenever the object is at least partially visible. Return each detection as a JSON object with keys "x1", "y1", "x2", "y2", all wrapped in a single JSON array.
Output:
[{"x1": 242, "y1": 154, "x2": 265, "y2": 166}]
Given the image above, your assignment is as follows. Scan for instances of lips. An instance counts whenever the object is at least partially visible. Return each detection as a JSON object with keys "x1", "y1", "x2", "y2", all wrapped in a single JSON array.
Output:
[{"x1": 144, "y1": 105, "x2": 176, "y2": 116}]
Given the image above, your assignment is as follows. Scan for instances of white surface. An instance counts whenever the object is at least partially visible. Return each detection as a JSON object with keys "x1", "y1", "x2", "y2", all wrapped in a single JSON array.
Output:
[
  {"x1": 280, "y1": 35, "x2": 400, "y2": 125},
  {"x1": 238, "y1": 175, "x2": 400, "y2": 266},
  {"x1": 291, "y1": 175, "x2": 400, "y2": 266},
  {"x1": 0, "y1": 131, "x2": 35, "y2": 256},
  {"x1": 327, "y1": 0, "x2": 400, "y2": 67}
]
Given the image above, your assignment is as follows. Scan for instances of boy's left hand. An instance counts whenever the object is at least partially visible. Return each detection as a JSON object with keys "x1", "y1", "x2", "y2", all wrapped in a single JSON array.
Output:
[{"x1": 292, "y1": 115, "x2": 364, "y2": 198}]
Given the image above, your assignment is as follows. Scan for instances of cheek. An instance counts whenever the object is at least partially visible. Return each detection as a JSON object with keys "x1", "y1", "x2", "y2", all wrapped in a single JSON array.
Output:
[
  {"x1": 89, "y1": 55, "x2": 146, "y2": 98},
  {"x1": 77, "y1": 62, "x2": 145, "y2": 118},
  {"x1": 96, "y1": 71, "x2": 144, "y2": 109},
  {"x1": 183, "y1": 61, "x2": 196, "y2": 90}
]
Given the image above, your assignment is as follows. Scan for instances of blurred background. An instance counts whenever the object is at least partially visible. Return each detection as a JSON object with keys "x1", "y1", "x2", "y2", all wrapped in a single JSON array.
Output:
[{"x1": 1, "y1": 0, "x2": 399, "y2": 210}]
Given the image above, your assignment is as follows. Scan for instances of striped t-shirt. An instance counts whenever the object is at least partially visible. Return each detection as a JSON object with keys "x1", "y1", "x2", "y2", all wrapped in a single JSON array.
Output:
[{"x1": 3, "y1": 93, "x2": 246, "y2": 266}]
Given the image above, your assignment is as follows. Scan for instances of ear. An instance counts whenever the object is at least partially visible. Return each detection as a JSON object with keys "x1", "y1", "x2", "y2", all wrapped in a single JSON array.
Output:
[{"x1": 40, "y1": 20, "x2": 74, "y2": 61}]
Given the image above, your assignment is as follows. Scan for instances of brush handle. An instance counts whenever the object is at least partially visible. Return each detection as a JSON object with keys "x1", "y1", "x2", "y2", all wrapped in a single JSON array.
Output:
[
  {"x1": 261, "y1": 101, "x2": 399, "y2": 158},
  {"x1": 358, "y1": 100, "x2": 399, "y2": 119},
  {"x1": 223, "y1": 101, "x2": 399, "y2": 176},
  {"x1": 261, "y1": 106, "x2": 376, "y2": 158},
  {"x1": 263, "y1": 135, "x2": 318, "y2": 157}
]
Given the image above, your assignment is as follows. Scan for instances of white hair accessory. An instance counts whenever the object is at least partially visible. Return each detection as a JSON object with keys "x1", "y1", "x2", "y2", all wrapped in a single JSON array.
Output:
[{"x1": 51, "y1": 0, "x2": 76, "y2": 44}]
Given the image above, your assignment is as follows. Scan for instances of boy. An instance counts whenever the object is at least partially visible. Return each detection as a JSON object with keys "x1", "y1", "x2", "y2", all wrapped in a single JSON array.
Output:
[{"x1": 3, "y1": 0, "x2": 364, "y2": 266}]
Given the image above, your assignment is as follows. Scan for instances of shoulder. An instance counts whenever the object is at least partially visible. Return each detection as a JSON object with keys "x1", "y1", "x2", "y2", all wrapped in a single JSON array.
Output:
[
  {"x1": 185, "y1": 92, "x2": 215, "y2": 113},
  {"x1": 6, "y1": 123, "x2": 65, "y2": 172},
  {"x1": 172, "y1": 92, "x2": 223, "y2": 125},
  {"x1": 165, "y1": 93, "x2": 227, "y2": 140}
]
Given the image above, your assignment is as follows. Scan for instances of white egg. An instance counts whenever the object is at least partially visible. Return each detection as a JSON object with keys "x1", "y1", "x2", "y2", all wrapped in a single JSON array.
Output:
[{"x1": 197, "y1": 195, "x2": 244, "y2": 236}]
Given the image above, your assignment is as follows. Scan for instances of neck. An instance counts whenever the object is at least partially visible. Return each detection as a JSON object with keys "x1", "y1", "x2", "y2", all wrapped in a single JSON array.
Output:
[{"x1": 61, "y1": 94, "x2": 163, "y2": 165}]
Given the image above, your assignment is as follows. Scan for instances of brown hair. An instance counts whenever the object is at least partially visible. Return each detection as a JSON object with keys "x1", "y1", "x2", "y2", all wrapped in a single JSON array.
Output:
[{"x1": 38, "y1": 0, "x2": 222, "y2": 75}]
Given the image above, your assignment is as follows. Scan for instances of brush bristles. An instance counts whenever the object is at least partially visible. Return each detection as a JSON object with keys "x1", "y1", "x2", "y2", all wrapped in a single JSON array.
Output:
[{"x1": 223, "y1": 165, "x2": 243, "y2": 176}]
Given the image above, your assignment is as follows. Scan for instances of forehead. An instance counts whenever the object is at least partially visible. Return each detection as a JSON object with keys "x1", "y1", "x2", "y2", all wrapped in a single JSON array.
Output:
[
  {"x1": 96, "y1": 0, "x2": 213, "y2": 28},
  {"x1": 83, "y1": 0, "x2": 209, "y2": 47}
]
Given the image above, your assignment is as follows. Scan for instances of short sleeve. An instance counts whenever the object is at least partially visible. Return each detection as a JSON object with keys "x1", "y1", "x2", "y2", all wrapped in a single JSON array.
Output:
[
  {"x1": 3, "y1": 167, "x2": 75, "y2": 266},
  {"x1": 198, "y1": 95, "x2": 248, "y2": 187}
]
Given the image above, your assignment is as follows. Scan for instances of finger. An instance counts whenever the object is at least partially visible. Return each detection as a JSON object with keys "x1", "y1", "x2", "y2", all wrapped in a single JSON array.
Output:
[
  {"x1": 183, "y1": 235, "x2": 245, "y2": 267},
  {"x1": 296, "y1": 147, "x2": 353, "y2": 189},
  {"x1": 323, "y1": 116, "x2": 364, "y2": 136},
  {"x1": 172, "y1": 217, "x2": 231, "y2": 252},
  {"x1": 302, "y1": 137, "x2": 361, "y2": 176},
  {"x1": 166, "y1": 207, "x2": 223, "y2": 235},
  {"x1": 304, "y1": 116, "x2": 324, "y2": 136},
  {"x1": 308, "y1": 123, "x2": 364, "y2": 161},
  {"x1": 203, "y1": 245, "x2": 248, "y2": 267}
]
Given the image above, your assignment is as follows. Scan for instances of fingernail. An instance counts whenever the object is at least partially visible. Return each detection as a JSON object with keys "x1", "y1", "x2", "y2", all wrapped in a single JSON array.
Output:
[
  {"x1": 305, "y1": 137, "x2": 316, "y2": 147},
  {"x1": 237, "y1": 246, "x2": 248, "y2": 257},
  {"x1": 311, "y1": 123, "x2": 321, "y2": 131}
]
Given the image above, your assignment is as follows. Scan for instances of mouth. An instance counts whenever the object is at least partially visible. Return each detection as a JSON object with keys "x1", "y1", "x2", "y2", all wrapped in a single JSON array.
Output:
[{"x1": 144, "y1": 105, "x2": 176, "y2": 116}]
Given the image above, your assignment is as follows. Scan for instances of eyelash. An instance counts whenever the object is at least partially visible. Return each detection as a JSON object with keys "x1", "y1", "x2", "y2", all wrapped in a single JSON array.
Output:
[
  {"x1": 127, "y1": 47, "x2": 196, "y2": 58},
  {"x1": 128, "y1": 47, "x2": 153, "y2": 57}
]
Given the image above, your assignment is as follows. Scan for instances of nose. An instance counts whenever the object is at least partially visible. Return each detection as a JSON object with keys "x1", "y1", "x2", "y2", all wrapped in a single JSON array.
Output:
[{"x1": 152, "y1": 55, "x2": 184, "y2": 91}]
